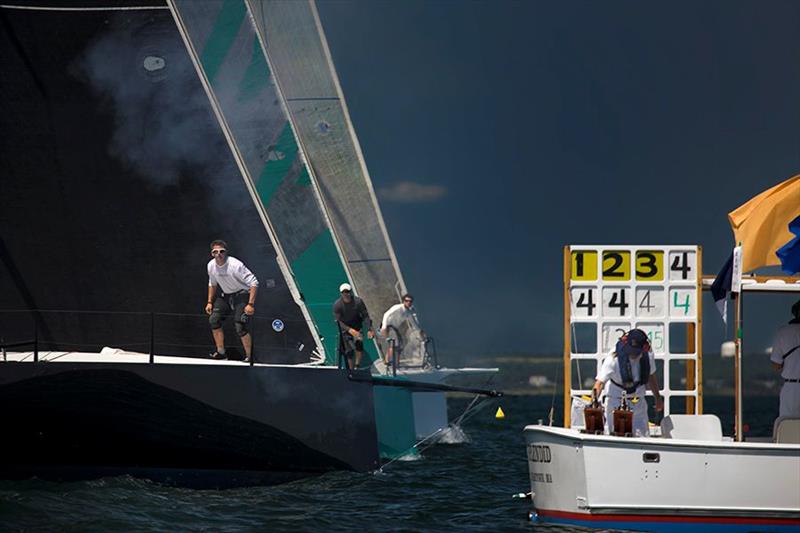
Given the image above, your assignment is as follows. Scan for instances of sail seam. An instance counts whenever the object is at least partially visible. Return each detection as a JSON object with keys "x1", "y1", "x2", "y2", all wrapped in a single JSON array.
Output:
[{"x1": 285, "y1": 97, "x2": 340, "y2": 102}]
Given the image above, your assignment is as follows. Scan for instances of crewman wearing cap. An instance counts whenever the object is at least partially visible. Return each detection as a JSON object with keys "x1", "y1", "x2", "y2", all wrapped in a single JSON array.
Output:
[
  {"x1": 592, "y1": 328, "x2": 664, "y2": 436},
  {"x1": 770, "y1": 299, "x2": 800, "y2": 418},
  {"x1": 332, "y1": 283, "x2": 374, "y2": 369}
]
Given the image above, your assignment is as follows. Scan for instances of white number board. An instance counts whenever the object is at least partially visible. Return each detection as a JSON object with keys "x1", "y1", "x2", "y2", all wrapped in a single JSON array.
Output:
[{"x1": 566, "y1": 245, "x2": 702, "y2": 421}]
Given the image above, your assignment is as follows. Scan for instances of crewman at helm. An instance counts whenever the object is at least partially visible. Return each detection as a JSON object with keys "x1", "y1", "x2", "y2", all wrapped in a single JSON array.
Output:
[{"x1": 592, "y1": 329, "x2": 664, "y2": 436}]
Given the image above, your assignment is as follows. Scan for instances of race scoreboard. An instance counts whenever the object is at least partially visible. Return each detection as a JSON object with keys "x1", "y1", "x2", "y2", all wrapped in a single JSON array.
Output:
[{"x1": 563, "y1": 245, "x2": 703, "y2": 425}]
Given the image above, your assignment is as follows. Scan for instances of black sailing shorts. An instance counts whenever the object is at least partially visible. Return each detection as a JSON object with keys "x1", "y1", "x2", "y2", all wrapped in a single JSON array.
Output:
[{"x1": 209, "y1": 290, "x2": 250, "y2": 337}]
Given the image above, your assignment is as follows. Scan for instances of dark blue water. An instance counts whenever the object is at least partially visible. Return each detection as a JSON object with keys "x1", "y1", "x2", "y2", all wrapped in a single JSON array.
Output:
[{"x1": 0, "y1": 395, "x2": 779, "y2": 531}]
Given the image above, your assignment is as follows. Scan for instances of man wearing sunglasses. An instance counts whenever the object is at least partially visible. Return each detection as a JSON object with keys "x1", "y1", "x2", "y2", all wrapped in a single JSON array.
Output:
[
  {"x1": 380, "y1": 294, "x2": 419, "y2": 369},
  {"x1": 333, "y1": 283, "x2": 374, "y2": 369},
  {"x1": 205, "y1": 240, "x2": 259, "y2": 362}
]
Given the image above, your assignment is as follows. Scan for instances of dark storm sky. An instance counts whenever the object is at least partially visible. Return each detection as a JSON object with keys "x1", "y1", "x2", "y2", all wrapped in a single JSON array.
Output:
[{"x1": 315, "y1": 0, "x2": 800, "y2": 356}]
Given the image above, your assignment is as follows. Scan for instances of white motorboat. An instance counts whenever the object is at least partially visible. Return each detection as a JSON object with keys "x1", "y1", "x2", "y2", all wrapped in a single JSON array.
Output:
[{"x1": 524, "y1": 242, "x2": 800, "y2": 532}]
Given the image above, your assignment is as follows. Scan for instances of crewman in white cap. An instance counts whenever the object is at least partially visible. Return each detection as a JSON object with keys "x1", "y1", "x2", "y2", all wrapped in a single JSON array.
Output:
[{"x1": 332, "y1": 283, "x2": 374, "y2": 369}]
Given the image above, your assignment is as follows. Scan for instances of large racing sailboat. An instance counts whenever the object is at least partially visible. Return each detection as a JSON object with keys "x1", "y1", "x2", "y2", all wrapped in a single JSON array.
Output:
[
  {"x1": 0, "y1": 0, "x2": 498, "y2": 486},
  {"x1": 0, "y1": 0, "x2": 380, "y2": 487}
]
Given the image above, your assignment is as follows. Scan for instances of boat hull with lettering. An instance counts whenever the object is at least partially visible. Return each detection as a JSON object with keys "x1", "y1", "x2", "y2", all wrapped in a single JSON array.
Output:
[{"x1": 524, "y1": 425, "x2": 800, "y2": 533}]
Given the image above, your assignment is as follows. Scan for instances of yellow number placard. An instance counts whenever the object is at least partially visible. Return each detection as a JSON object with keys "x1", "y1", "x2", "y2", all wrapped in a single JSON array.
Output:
[
  {"x1": 635, "y1": 250, "x2": 664, "y2": 281},
  {"x1": 571, "y1": 250, "x2": 598, "y2": 281},
  {"x1": 602, "y1": 250, "x2": 631, "y2": 281}
]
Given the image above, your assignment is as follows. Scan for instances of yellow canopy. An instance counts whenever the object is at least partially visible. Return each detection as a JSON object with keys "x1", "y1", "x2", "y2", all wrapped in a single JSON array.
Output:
[{"x1": 728, "y1": 175, "x2": 800, "y2": 273}]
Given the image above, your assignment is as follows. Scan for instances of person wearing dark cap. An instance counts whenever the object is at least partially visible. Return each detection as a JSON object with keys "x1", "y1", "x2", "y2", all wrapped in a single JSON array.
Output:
[
  {"x1": 333, "y1": 283, "x2": 374, "y2": 369},
  {"x1": 770, "y1": 300, "x2": 800, "y2": 418},
  {"x1": 592, "y1": 329, "x2": 663, "y2": 436}
]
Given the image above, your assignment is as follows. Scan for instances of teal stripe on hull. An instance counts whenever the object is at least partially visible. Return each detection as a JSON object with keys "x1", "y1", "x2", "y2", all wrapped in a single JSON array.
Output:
[{"x1": 374, "y1": 386, "x2": 418, "y2": 459}]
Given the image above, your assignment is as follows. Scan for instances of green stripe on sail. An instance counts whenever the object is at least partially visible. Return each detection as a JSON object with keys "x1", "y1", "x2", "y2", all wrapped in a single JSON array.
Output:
[
  {"x1": 295, "y1": 166, "x2": 312, "y2": 187},
  {"x1": 290, "y1": 231, "x2": 348, "y2": 363},
  {"x1": 255, "y1": 122, "x2": 298, "y2": 203},
  {"x1": 200, "y1": 0, "x2": 246, "y2": 83},
  {"x1": 239, "y1": 38, "x2": 270, "y2": 101}
]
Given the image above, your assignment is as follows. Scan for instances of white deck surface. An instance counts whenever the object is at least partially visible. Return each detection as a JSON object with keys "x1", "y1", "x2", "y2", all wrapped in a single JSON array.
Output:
[{"x1": 1, "y1": 349, "x2": 337, "y2": 369}]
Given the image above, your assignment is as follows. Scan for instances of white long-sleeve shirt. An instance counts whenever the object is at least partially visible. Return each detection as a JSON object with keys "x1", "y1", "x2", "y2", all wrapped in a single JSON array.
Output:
[
  {"x1": 207, "y1": 256, "x2": 258, "y2": 294},
  {"x1": 381, "y1": 303, "x2": 418, "y2": 331},
  {"x1": 596, "y1": 350, "x2": 657, "y2": 400}
]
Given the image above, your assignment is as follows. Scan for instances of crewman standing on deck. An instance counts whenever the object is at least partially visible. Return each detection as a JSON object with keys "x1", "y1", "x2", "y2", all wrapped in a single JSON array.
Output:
[
  {"x1": 333, "y1": 283, "x2": 374, "y2": 369},
  {"x1": 380, "y1": 293, "x2": 419, "y2": 368},
  {"x1": 770, "y1": 299, "x2": 800, "y2": 418},
  {"x1": 592, "y1": 329, "x2": 664, "y2": 436},
  {"x1": 205, "y1": 240, "x2": 258, "y2": 362}
]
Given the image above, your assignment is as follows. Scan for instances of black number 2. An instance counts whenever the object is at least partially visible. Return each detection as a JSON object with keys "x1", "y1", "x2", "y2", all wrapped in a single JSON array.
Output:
[{"x1": 603, "y1": 252, "x2": 625, "y2": 278}]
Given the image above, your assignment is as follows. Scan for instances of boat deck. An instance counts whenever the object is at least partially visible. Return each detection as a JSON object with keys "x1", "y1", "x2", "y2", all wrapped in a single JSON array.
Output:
[{"x1": 1, "y1": 349, "x2": 333, "y2": 369}]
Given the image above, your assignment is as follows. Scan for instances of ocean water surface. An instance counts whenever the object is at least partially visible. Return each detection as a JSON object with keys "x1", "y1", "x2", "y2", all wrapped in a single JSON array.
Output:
[{"x1": 0, "y1": 395, "x2": 779, "y2": 532}]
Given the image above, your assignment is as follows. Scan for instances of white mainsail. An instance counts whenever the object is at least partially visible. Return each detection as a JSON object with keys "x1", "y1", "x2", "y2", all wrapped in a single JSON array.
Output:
[{"x1": 248, "y1": 0, "x2": 428, "y2": 365}]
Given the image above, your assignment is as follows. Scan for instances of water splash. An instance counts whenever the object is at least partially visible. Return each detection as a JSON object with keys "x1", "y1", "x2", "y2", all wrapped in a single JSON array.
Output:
[
  {"x1": 438, "y1": 424, "x2": 471, "y2": 444},
  {"x1": 395, "y1": 451, "x2": 424, "y2": 462}
]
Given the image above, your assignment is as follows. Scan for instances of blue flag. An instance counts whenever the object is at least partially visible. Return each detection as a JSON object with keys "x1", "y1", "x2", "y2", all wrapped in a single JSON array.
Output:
[
  {"x1": 776, "y1": 215, "x2": 800, "y2": 275},
  {"x1": 710, "y1": 253, "x2": 733, "y2": 324}
]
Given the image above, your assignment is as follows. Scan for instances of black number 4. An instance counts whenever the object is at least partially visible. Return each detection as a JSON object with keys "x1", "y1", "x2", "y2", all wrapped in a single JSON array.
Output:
[
  {"x1": 671, "y1": 252, "x2": 691, "y2": 279},
  {"x1": 576, "y1": 290, "x2": 596, "y2": 315},
  {"x1": 609, "y1": 290, "x2": 629, "y2": 315}
]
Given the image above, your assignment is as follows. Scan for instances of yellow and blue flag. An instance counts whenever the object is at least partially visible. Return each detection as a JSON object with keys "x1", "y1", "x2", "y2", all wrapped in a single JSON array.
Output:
[{"x1": 728, "y1": 175, "x2": 800, "y2": 274}]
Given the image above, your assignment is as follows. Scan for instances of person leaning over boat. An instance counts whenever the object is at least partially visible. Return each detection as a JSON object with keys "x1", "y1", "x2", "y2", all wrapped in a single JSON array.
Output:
[
  {"x1": 380, "y1": 293, "x2": 419, "y2": 368},
  {"x1": 204, "y1": 240, "x2": 258, "y2": 362},
  {"x1": 770, "y1": 299, "x2": 800, "y2": 418},
  {"x1": 333, "y1": 283, "x2": 374, "y2": 369},
  {"x1": 591, "y1": 329, "x2": 663, "y2": 436}
]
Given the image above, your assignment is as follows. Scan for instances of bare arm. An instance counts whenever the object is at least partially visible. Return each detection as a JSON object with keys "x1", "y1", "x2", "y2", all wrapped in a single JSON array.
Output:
[
  {"x1": 591, "y1": 379, "x2": 604, "y2": 401},
  {"x1": 205, "y1": 286, "x2": 215, "y2": 314},
  {"x1": 245, "y1": 286, "x2": 257, "y2": 315}
]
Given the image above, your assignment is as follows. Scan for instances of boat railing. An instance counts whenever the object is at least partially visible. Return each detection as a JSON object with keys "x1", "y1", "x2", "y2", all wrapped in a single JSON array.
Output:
[{"x1": 0, "y1": 308, "x2": 313, "y2": 366}]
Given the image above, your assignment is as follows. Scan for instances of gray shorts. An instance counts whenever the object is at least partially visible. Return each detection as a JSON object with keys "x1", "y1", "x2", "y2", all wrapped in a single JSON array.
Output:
[{"x1": 384, "y1": 326, "x2": 404, "y2": 352}]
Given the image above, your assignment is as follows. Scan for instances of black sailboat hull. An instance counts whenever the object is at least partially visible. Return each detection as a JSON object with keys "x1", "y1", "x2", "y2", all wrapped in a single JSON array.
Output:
[{"x1": 0, "y1": 362, "x2": 379, "y2": 488}]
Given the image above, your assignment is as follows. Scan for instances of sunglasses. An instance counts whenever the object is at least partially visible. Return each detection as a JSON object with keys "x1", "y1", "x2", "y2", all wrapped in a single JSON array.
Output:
[
  {"x1": 403, "y1": 299, "x2": 413, "y2": 303},
  {"x1": 341, "y1": 290, "x2": 352, "y2": 294},
  {"x1": 211, "y1": 249, "x2": 227, "y2": 255}
]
